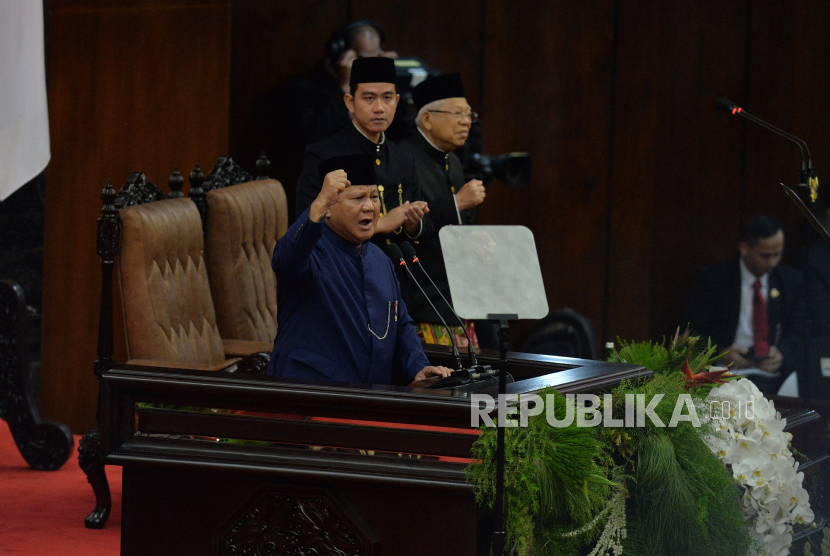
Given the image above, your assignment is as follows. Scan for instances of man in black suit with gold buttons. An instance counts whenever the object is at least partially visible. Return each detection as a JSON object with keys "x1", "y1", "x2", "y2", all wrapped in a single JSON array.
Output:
[
  {"x1": 398, "y1": 73, "x2": 488, "y2": 346},
  {"x1": 295, "y1": 57, "x2": 429, "y2": 247},
  {"x1": 685, "y1": 215, "x2": 804, "y2": 395}
]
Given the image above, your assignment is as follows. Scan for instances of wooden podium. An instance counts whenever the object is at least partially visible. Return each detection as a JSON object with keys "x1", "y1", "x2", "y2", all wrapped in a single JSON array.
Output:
[{"x1": 99, "y1": 345, "x2": 647, "y2": 555}]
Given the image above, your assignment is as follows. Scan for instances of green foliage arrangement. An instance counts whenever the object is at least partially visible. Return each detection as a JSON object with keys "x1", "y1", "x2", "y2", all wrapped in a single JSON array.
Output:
[
  {"x1": 608, "y1": 329, "x2": 721, "y2": 378},
  {"x1": 467, "y1": 388, "x2": 616, "y2": 555},
  {"x1": 467, "y1": 330, "x2": 755, "y2": 556}
]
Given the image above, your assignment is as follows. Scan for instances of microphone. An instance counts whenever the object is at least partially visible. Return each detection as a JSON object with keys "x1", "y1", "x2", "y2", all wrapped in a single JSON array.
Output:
[
  {"x1": 716, "y1": 98, "x2": 819, "y2": 200},
  {"x1": 387, "y1": 243, "x2": 463, "y2": 370},
  {"x1": 400, "y1": 241, "x2": 478, "y2": 367}
]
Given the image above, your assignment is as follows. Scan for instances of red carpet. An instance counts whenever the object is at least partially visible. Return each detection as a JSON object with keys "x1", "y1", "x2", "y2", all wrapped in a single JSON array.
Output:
[{"x1": 0, "y1": 424, "x2": 121, "y2": 555}]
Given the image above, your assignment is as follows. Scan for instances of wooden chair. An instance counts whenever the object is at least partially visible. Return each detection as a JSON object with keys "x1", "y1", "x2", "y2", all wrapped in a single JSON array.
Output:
[{"x1": 80, "y1": 170, "x2": 269, "y2": 529}]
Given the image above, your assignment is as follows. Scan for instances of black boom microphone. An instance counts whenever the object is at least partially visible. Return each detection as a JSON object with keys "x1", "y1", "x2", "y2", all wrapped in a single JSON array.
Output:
[
  {"x1": 400, "y1": 241, "x2": 478, "y2": 367},
  {"x1": 386, "y1": 243, "x2": 463, "y2": 370},
  {"x1": 716, "y1": 98, "x2": 818, "y2": 194}
]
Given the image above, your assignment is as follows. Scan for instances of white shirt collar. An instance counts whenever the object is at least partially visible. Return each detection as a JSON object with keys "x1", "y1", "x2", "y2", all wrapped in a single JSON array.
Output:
[
  {"x1": 353, "y1": 121, "x2": 385, "y2": 144},
  {"x1": 417, "y1": 127, "x2": 447, "y2": 153},
  {"x1": 739, "y1": 257, "x2": 768, "y2": 290}
]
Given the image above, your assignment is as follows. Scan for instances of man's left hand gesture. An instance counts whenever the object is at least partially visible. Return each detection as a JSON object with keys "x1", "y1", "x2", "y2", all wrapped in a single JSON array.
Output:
[
  {"x1": 374, "y1": 201, "x2": 429, "y2": 235},
  {"x1": 403, "y1": 201, "x2": 428, "y2": 235}
]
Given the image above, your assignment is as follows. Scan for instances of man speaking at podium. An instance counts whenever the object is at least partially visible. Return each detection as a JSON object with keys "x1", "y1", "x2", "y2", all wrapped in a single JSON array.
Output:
[{"x1": 266, "y1": 153, "x2": 452, "y2": 385}]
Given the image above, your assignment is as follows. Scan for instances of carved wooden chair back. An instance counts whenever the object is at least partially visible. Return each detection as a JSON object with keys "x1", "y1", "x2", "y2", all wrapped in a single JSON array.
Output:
[
  {"x1": 102, "y1": 173, "x2": 227, "y2": 369},
  {"x1": 204, "y1": 178, "x2": 288, "y2": 344},
  {"x1": 187, "y1": 154, "x2": 270, "y2": 229},
  {"x1": 182, "y1": 154, "x2": 285, "y2": 348}
]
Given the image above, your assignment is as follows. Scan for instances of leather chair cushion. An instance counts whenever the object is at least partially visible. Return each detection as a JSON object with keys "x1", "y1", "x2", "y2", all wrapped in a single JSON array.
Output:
[
  {"x1": 119, "y1": 198, "x2": 227, "y2": 367},
  {"x1": 206, "y1": 179, "x2": 288, "y2": 344}
]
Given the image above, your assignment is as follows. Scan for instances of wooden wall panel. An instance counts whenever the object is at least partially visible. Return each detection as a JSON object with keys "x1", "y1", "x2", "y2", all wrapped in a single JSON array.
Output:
[
  {"x1": 350, "y1": 0, "x2": 483, "y2": 110},
  {"x1": 742, "y1": 2, "x2": 830, "y2": 264},
  {"x1": 41, "y1": 1, "x2": 232, "y2": 432},
  {"x1": 478, "y1": 0, "x2": 616, "y2": 346},
  {"x1": 645, "y1": 1, "x2": 750, "y2": 341},
  {"x1": 607, "y1": 1, "x2": 749, "y2": 343},
  {"x1": 228, "y1": 0, "x2": 347, "y2": 158},
  {"x1": 227, "y1": 0, "x2": 347, "y2": 218},
  {"x1": 604, "y1": 0, "x2": 659, "y2": 344},
  {"x1": 742, "y1": 1, "x2": 800, "y2": 225}
]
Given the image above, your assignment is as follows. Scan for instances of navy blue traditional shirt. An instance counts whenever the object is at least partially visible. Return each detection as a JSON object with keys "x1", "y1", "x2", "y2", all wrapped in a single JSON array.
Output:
[{"x1": 266, "y1": 208, "x2": 430, "y2": 384}]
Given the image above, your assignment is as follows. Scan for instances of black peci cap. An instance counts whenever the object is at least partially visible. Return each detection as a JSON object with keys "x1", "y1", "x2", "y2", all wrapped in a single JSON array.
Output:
[
  {"x1": 349, "y1": 56, "x2": 397, "y2": 90},
  {"x1": 318, "y1": 154, "x2": 377, "y2": 186},
  {"x1": 411, "y1": 73, "x2": 466, "y2": 110}
]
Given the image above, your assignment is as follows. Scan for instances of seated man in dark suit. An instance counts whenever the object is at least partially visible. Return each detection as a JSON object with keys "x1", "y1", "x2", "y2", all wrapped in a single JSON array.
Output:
[
  {"x1": 266, "y1": 153, "x2": 452, "y2": 385},
  {"x1": 685, "y1": 215, "x2": 804, "y2": 395}
]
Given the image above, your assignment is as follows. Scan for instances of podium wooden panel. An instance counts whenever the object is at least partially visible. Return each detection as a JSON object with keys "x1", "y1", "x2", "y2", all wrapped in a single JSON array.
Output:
[{"x1": 100, "y1": 348, "x2": 648, "y2": 555}]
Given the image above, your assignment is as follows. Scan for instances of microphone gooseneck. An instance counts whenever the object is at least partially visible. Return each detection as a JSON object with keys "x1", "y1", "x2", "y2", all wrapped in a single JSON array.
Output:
[
  {"x1": 387, "y1": 243, "x2": 463, "y2": 370},
  {"x1": 716, "y1": 97, "x2": 818, "y2": 202},
  {"x1": 400, "y1": 241, "x2": 478, "y2": 367},
  {"x1": 716, "y1": 98, "x2": 816, "y2": 185}
]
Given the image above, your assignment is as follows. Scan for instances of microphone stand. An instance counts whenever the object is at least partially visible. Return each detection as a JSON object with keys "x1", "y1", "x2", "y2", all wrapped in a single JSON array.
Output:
[
  {"x1": 488, "y1": 313, "x2": 517, "y2": 556},
  {"x1": 800, "y1": 198, "x2": 812, "y2": 406},
  {"x1": 781, "y1": 184, "x2": 830, "y2": 404},
  {"x1": 401, "y1": 241, "x2": 478, "y2": 367},
  {"x1": 387, "y1": 244, "x2": 463, "y2": 369}
]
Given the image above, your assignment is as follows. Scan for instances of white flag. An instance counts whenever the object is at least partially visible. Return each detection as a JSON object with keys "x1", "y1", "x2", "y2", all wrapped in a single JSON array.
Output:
[{"x1": 0, "y1": 0, "x2": 50, "y2": 202}]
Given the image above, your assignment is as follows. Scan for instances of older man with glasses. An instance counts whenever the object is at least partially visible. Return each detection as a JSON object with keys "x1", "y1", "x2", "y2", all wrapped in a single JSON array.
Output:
[{"x1": 399, "y1": 73, "x2": 488, "y2": 349}]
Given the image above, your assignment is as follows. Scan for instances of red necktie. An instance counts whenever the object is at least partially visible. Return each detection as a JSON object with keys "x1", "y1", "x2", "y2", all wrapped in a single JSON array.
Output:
[{"x1": 752, "y1": 279, "x2": 770, "y2": 358}]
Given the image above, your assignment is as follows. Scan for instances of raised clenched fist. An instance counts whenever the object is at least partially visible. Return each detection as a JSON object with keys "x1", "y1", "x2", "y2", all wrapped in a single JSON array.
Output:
[
  {"x1": 310, "y1": 170, "x2": 350, "y2": 222},
  {"x1": 455, "y1": 179, "x2": 485, "y2": 211}
]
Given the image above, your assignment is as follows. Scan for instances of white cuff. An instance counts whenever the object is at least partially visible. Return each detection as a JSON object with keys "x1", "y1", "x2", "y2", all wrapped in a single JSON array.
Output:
[
  {"x1": 405, "y1": 219, "x2": 423, "y2": 239},
  {"x1": 453, "y1": 194, "x2": 463, "y2": 224}
]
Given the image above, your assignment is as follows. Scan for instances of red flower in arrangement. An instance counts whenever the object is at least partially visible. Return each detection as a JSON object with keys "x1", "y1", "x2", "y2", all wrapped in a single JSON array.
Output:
[{"x1": 682, "y1": 358, "x2": 736, "y2": 388}]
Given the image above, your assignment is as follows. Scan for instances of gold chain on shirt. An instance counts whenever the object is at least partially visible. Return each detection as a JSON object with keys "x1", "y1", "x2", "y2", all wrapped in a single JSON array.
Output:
[
  {"x1": 393, "y1": 184, "x2": 403, "y2": 234},
  {"x1": 367, "y1": 301, "x2": 391, "y2": 340},
  {"x1": 378, "y1": 184, "x2": 405, "y2": 235},
  {"x1": 378, "y1": 185, "x2": 388, "y2": 216}
]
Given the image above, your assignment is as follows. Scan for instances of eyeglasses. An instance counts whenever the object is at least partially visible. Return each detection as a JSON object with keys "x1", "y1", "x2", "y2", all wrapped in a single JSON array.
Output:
[{"x1": 428, "y1": 110, "x2": 479, "y2": 123}]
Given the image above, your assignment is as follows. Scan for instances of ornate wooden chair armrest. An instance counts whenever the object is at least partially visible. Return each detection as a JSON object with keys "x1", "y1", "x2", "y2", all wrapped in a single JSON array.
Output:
[
  {"x1": 125, "y1": 358, "x2": 242, "y2": 372},
  {"x1": 125, "y1": 354, "x2": 269, "y2": 375},
  {"x1": 225, "y1": 352, "x2": 271, "y2": 375},
  {"x1": 222, "y1": 339, "x2": 273, "y2": 358}
]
